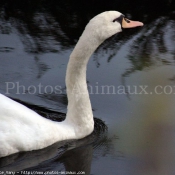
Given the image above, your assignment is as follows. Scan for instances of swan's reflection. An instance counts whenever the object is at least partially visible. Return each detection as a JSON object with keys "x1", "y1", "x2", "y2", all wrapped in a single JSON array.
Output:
[{"x1": 0, "y1": 139, "x2": 93, "y2": 174}]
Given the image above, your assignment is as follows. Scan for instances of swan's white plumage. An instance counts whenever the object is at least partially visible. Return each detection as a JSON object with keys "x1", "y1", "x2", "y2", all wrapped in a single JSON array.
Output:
[
  {"x1": 0, "y1": 11, "x2": 126, "y2": 157},
  {"x1": 0, "y1": 94, "x2": 76, "y2": 157}
]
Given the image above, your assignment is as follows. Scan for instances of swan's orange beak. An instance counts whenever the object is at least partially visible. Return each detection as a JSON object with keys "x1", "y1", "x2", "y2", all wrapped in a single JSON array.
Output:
[{"x1": 122, "y1": 18, "x2": 144, "y2": 28}]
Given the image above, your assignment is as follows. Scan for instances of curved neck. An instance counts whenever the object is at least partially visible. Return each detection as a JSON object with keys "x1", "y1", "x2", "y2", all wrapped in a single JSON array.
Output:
[{"x1": 65, "y1": 29, "x2": 102, "y2": 137}]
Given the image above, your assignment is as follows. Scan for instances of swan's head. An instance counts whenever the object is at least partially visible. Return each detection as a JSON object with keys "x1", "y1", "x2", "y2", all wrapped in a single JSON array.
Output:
[{"x1": 86, "y1": 11, "x2": 143, "y2": 42}]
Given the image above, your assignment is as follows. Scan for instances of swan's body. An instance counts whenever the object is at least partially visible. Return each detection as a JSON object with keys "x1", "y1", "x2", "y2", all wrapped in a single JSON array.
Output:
[{"x1": 0, "y1": 11, "x2": 143, "y2": 157}]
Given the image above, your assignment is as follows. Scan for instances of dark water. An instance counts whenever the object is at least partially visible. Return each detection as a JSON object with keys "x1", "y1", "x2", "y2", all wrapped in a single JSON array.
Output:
[{"x1": 0, "y1": 0, "x2": 175, "y2": 174}]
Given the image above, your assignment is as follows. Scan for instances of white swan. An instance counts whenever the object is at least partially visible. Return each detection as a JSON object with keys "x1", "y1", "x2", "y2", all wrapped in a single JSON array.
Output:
[{"x1": 0, "y1": 11, "x2": 143, "y2": 158}]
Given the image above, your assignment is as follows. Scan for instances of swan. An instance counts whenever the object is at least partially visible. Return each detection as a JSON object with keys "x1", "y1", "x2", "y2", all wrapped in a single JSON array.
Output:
[{"x1": 0, "y1": 11, "x2": 143, "y2": 158}]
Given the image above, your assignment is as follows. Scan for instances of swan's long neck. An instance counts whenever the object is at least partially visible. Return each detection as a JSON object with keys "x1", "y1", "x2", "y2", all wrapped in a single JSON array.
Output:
[{"x1": 65, "y1": 28, "x2": 102, "y2": 138}]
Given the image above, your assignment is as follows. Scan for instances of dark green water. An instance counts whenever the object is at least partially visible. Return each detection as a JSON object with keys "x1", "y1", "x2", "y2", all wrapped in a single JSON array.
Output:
[{"x1": 0, "y1": 1, "x2": 175, "y2": 174}]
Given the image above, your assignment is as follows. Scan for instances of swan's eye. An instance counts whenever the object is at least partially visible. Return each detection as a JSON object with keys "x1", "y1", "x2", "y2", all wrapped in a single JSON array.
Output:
[{"x1": 113, "y1": 15, "x2": 124, "y2": 25}]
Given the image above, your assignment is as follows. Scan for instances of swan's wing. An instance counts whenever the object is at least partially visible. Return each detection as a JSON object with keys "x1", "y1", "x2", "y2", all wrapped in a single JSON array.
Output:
[{"x1": 0, "y1": 94, "x2": 55, "y2": 157}]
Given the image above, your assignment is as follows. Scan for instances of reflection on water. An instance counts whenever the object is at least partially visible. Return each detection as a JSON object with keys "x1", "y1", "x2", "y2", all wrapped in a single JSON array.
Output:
[{"x1": 1, "y1": 0, "x2": 175, "y2": 174}]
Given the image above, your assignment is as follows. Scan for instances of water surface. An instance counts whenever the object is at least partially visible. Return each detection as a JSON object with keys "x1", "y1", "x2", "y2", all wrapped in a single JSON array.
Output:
[{"x1": 0, "y1": 1, "x2": 175, "y2": 174}]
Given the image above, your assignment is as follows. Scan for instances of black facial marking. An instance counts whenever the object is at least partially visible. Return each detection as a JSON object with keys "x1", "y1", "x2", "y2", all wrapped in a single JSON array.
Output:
[
  {"x1": 113, "y1": 14, "x2": 124, "y2": 25},
  {"x1": 124, "y1": 18, "x2": 130, "y2": 23}
]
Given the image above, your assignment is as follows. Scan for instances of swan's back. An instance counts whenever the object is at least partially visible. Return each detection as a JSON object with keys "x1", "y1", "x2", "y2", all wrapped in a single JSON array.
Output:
[{"x1": 0, "y1": 94, "x2": 73, "y2": 157}]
